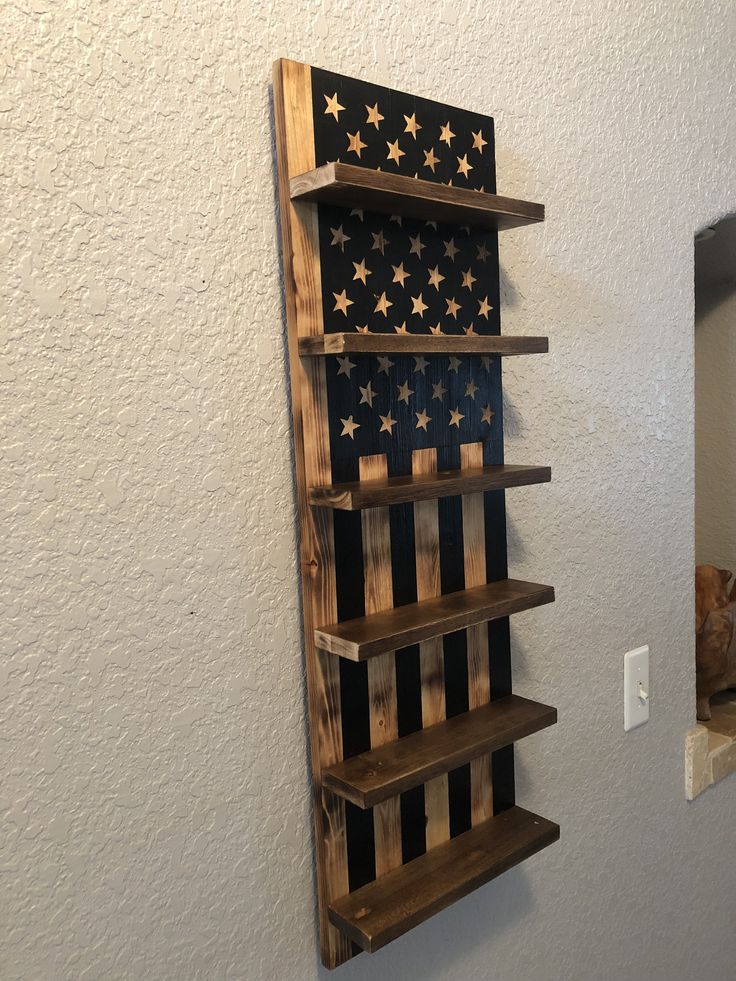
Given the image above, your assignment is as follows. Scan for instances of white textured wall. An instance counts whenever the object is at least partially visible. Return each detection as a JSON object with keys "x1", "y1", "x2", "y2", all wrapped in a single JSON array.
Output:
[
  {"x1": 2, "y1": 2, "x2": 735, "y2": 979},
  {"x1": 695, "y1": 220, "x2": 736, "y2": 571}
]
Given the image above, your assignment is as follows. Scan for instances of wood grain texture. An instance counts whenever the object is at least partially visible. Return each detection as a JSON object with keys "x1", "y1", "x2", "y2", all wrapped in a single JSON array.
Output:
[
  {"x1": 308, "y1": 464, "x2": 551, "y2": 510},
  {"x1": 328, "y1": 805, "x2": 560, "y2": 952},
  {"x1": 323, "y1": 695, "x2": 557, "y2": 808},
  {"x1": 412, "y1": 448, "x2": 449, "y2": 850},
  {"x1": 273, "y1": 58, "x2": 352, "y2": 969},
  {"x1": 460, "y1": 442, "x2": 493, "y2": 824},
  {"x1": 315, "y1": 579, "x2": 556, "y2": 661},
  {"x1": 359, "y1": 454, "x2": 402, "y2": 876},
  {"x1": 290, "y1": 161, "x2": 544, "y2": 231},
  {"x1": 299, "y1": 333, "x2": 548, "y2": 357}
]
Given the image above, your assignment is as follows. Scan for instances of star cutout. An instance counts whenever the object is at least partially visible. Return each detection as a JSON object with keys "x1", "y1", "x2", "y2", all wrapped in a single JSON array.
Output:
[
  {"x1": 445, "y1": 296, "x2": 461, "y2": 319},
  {"x1": 394, "y1": 321, "x2": 409, "y2": 333},
  {"x1": 463, "y1": 325, "x2": 478, "y2": 336},
  {"x1": 352, "y1": 258, "x2": 371, "y2": 285},
  {"x1": 371, "y1": 230, "x2": 389, "y2": 254},
  {"x1": 444, "y1": 238, "x2": 459, "y2": 261},
  {"x1": 449, "y1": 406, "x2": 465, "y2": 428},
  {"x1": 456, "y1": 154, "x2": 473, "y2": 178},
  {"x1": 359, "y1": 381, "x2": 376, "y2": 407},
  {"x1": 336, "y1": 356, "x2": 356, "y2": 378},
  {"x1": 332, "y1": 289, "x2": 353, "y2": 315},
  {"x1": 432, "y1": 381, "x2": 447, "y2": 401},
  {"x1": 324, "y1": 92, "x2": 345, "y2": 120},
  {"x1": 379, "y1": 412, "x2": 397, "y2": 435},
  {"x1": 481, "y1": 404, "x2": 494, "y2": 425},
  {"x1": 397, "y1": 380, "x2": 414, "y2": 404},
  {"x1": 411, "y1": 293, "x2": 428, "y2": 317},
  {"x1": 386, "y1": 139, "x2": 405, "y2": 165},
  {"x1": 448, "y1": 356, "x2": 461, "y2": 373},
  {"x1": 408, "y1": 233, "x2": 425, "y2": 258},
  {"x1": 365, "y1": 102, "x2": 384, "y2": 129},
  {"x1": 429, "y1": 324, "x2": 443, "y2": 335},
  {"x1": 374, "y1": 292, "x2": 393, "y2": 316},
  {"x1": 347, "y1": 130, "x2": 367, "y2": 158},
  {"x1": 461, "y1": 268, "x2": 476, "y2": 290},
  {"x1": 403, "y1": 113, "x2": 422, "y2": 139},
  {"x1": 340, "y1": 415, "x2": 360, "y2": 439},
  {"x1": 390, "y1": 214, "x2": 403, "y2": 226},
  {"x1": 415, "y1": 409, "x2": 431, "y2": 431},
  {"x1": 377, "y1": 355, "x2": 395, "y2": 375},
  {"x1": 472, "y1": 129, "x2": 488, "y2": 152},
  {"x1": 392, "y1": 262, "x2": 410, "y2": 287},
  {"x1": 476, "y1": 241, "x2": 490, "y2": 262},
  {"x1": 428, "y1": 265, "x2": 445, "y2": 291},
  {"x1": 423, "y1": 147, "x2": 440, "y2": 172},
  {"x1": 465, "y1": 379, "x2": 478, "y2": 400},
  {"x1": 426, "y1": 219, "x2": 438, "y2": 230},
  {"x1": 330, "y1": 225, "x2": 350, "y2": 251},
  {"x1": 481, "y1": 355, "x2": 493, "y2": 372},
  {"x1": 355, "y1": 325, "x2": 370, "y2": 333},
  {"x1": 439, "y1": 121, "x2": 455, "y2": 145},
  {"x1": 413, "y1": 355, "x2": 429, "y2": 375},
  {"x1": 478, "y1": 296, "x2": 493, "y2": 319},
  {"x1": 350, "y1": 208, "x2": 364, "y2": 221}
]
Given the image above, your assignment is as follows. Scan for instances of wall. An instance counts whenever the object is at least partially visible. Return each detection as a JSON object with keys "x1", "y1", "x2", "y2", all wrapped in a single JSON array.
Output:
[
  {"x1": 695, "y1": 219, "x2": 736, "y2": 571},
  {"x1": 2, "y1": 2, "x2": 735, "y2": 979}
]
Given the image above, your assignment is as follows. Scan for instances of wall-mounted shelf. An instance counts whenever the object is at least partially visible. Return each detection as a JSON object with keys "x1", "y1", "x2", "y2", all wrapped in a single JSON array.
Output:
[
  {"x1": 309, "y1": 464, "x2": 551, "y2": 510},
  {"x1": 315, "y1": 579, "x2": 555, "y2": 661},
  {"x1": 290, "y1": 161, "x2": 544, "y2": 231},
  {"x1": 328, "y1": 805, "x2": 559, "y2": 952},
  {"x1": 298, "y1": 333, "x2": 548, "y2": 357},
  {"x1": 323, "y1": 694, "x2": 556, "y2": 808}
]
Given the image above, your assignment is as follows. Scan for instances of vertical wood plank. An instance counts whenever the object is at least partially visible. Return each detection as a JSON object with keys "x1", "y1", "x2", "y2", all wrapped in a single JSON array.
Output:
[
  {"x1": 460, "y1": 441, "x2": 494, "y2": 825},
  {"x1": 359, "y1": 454, "x2": 403, "y2": 876},
  {"x1": 412, "y1": 447, "x2": 450, "y2": 849},
  {"x1": 273, "y1": 58, "x2": 352, "y2": 969}
]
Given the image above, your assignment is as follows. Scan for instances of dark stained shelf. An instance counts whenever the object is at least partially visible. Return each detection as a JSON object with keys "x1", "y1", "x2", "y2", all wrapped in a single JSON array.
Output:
[
  {"x1": 328, "y1": 805, "x2": 559, "y2": 952},
  {"x1": 309, "y1": 464, "x2": 551, "y2": 510},
  {"x1": 290, "y1": 162, "x2": 544, "y2": 231},
  {"x1": 315, "y1": 578, "x2": 555, "y2": 662},
  {"x1": 298, "y1": 332, "x2": 548, "y2": 357},
  {"x1": 323, "y1": 694, "x2": 557, "y2": 808}
]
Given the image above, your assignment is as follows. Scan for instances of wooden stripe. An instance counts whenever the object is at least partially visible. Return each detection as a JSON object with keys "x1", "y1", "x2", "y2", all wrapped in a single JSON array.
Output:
[
  {"x1": 359, "y1": 455, "x2": 402, "y2": 876},
  {"x1": 273, "y1": 58, "x2": 351, "y2": 969},
  {"x1": 412, "y1": 448, "x2": 450, "y2": 849},
  {"x1": 460, "y1": 441, "x2": 493, "y2": 825}
]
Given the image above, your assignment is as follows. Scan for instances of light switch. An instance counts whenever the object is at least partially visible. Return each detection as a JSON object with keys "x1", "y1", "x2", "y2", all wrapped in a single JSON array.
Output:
[{"x1": 624, "y1": 645, "x2": 650, "y2": 731}]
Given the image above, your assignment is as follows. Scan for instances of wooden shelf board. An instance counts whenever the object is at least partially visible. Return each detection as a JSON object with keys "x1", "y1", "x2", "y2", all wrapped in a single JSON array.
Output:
[
  {"x1": 324, "y1": 694, "x2": 557, "y2": 808},
  {"x1": 328, "y1": 805, "x2": 559, "y2": 952},
  {"x1": 298, "y1": 332, "x2": 548, "y2": 357},
  {"x1": 290, "y1": 162, "x2": 544, "y2": 231},
  {"x1": 315, "y1": 578, "x2": 555, "y2": 661},
  {"x1": 309, "y1": 464, "x2": 551, "y2": 510}
]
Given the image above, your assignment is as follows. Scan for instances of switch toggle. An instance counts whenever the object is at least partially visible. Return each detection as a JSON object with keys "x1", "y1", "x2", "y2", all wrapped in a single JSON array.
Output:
[{"x1": 624, "y1": 645, "x2": 650, "y2": 731}]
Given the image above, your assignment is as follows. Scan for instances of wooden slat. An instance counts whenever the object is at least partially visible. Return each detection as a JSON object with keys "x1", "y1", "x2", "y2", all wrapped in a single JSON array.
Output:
[
  {"x1": 412, "y1": 448, "x2": 449, "y2": 850},
  {"x1": 360, "y1": 454, "x2": 402, "y2": 877},
  {"x1": 315, "y1": 579, "x2": 555, "y2": 662},
  {"x1": 299, "y1": 333, "x2": 548, "y2": 357},
  {"x1": 309, "y1": 464, "x2": 551, "y2": 510},
  {"x1": 460, "y1": 441, "x2": 493, "y2": 825},
  {"x1": 328, "y1": 805, "x2": 559, "y2": 952},
  {"x1": 290, "y1": 161, "x2": 544, "y2": 231},
  {"x1": 324, "y1": 694, "x2": 557, "y2": 808},
  {"x1": 273, "y1": 58, "x2": 352, "y2": 969}
]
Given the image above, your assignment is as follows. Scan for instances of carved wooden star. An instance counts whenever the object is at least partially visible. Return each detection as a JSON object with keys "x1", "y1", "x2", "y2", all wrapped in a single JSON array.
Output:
[
  {"x1": 423, "y1": 147, "x2": 440, "y2": 172},
  {"x1": 377, "y1": 355, "x2": 395, "y2": 375},
  {"x1": 444, "y1": 238, "x2": 459, "y2": 261},
  {"x1": 461, "y1": 268, "x2": 476, "y2": 290},
  {"x1": 333, "y1": 289, "x2": 353, "y2": 316},
  {"x1": 394, "y1": 321, "x2": 409, "y2": 333},
  {"x1": 340, "y1": 415, "x2": 360, "y2": 439},
  {"x1": 350, "y1": 208, "x2": 364, "y2": 221},
  {"x1": 403, "y1": 113, "x2": 422, "y2": 139},
  {"x1": 478, "y1": 296, "x2": 493, "y2": 319},
  {"x1": 347, "y1": 130, "x2": 367, "y2": 158},
  {"x1": 397, "y1": 380, "x2": 414, "y2": 404},
  {"x1": 392, "y1": 262, "x2": 410, "y2": 287},
  {"x1": 439, "y1": 121, "x2": 455, "y2": 145},
  {"x1": 449, "y1": 406, "x2": 465, "y2": 428},
  {"x1": 428, "y1": 265, "x2": 445, "y2": 291},
  {"x1": 456, "y1": 154, "x2": 473, "y2": 178},
  {"x1": 330, "y1": 225, "x2": 350, "y2": 251},
  {"x1": 355, "y1": 325, "x2": 370, "y2": 333},
  {"x1": 481, "y1": 355, "x2": 492, "y2": 372},
  {"x1": 408, "y1": 233, "x2": 425, "y2": 257},
  {"x1": 448, "y1": 356, "x2": 461, "y2": 373},
  {"x1": 374, "y1": 292, "x2": 392, "y2": 316},
  {"x1": 352, "y1": 258, "x2": 371, "y2": 285},
  {"x1": 465, "y1": 379, "x2": 478, "y2": 400},
  {"x1": 359, "y1": 381, "x2": 376, "y2": 407},
  {"x1": 379, "y1": 411, "x2": 397, "y2": 434},
  {"x1": 386, "y1": 139, "x2": 405, "y2": 165},
  {"x1": 432, "y1": 381, "x2": 447, "y2": 401},
  {"x1": 390, "y1": 214, "x2": 403, "y2": 226},
  {"x1": 472, "y1": 129, "x2": 488, "y2": 152},
  {"x1": 365, "y1": 102, "x2": 384, "y2": 129},
  {"x1": 429, "y1": 324, "x2": 443, "y2": 335},
  {"x1": 413, "y1": 355, "x2": 429, "y2": 375},
  {"x1": 371, "y1": 229, "x2": 389, "y2": 254},
  {"x1": 336, "y1": 356, "x2": 356, "y2": 378},
  {"x1": 445, "y1": 296, "x2": 461, "y2": 319},
  {"x1": 324, "y1": 92, "x2": 345, "y2": 120},
  {"x1": 476, "y1": 241, "x2": 490, "y2": 262},
  {"x1": 415, "y1": 408, "x2": 431, "y2": 431},
  {"x1": 481, "y1": 404, "x2": 494, "y2": 425},
  {"x1": 411, "y1": 293, "x2": 428, "y2": 317}
]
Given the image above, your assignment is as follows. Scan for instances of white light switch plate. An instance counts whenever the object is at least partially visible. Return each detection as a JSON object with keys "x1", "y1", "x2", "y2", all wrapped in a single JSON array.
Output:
[{"x1": 624, "y1": 645, "x2": 650, "y2": 731}]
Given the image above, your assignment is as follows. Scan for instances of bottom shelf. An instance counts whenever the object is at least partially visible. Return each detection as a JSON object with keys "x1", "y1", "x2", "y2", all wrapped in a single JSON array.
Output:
[{"x1": 328, "y1": 805, "x2": 559, "y2": 953}]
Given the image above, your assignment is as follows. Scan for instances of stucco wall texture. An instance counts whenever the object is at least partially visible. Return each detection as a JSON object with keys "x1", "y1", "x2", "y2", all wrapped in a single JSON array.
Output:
[{"x1": 2, "y1": 2, "x2": 735, "y2": 979}]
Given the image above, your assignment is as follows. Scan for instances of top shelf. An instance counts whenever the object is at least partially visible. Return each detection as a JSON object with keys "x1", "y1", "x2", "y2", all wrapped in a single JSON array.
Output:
[{"x1": 290, "y1": 162, "x2": 544, "y2": 232}]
